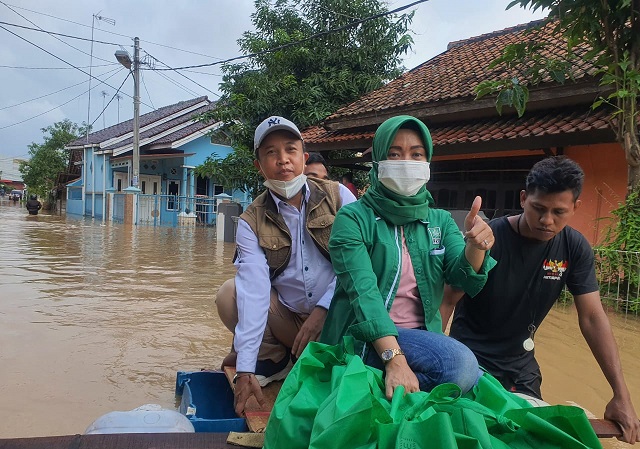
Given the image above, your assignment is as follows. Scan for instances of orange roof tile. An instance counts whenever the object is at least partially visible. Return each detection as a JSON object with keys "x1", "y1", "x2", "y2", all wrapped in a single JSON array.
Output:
[
  {"x1": 324, "y1": 20, "x2": 594, "y2": 122},
  {"x1": 304, "y1": 107, "x2": 615, "y2": 148}
]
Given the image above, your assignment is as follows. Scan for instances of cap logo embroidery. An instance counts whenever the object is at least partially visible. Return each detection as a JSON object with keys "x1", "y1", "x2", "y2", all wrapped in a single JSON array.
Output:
[{"x1": 268, "y1": 117, "x2": 280, "y2": 127}]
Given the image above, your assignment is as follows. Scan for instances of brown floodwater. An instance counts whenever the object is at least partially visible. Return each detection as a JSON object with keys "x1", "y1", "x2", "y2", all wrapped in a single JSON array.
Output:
[{"x1": 0, "y1": 199, "x2": 638, "y2": 448}]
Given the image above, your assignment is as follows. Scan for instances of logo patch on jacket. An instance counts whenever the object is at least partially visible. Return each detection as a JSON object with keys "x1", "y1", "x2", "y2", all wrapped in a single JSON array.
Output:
[{"x1": 428, "y1": 227, "x2": 441, "y2": 246}]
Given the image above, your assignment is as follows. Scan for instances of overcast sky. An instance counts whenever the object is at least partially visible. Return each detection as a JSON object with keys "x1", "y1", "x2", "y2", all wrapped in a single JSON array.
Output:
[{"x1": 0, "y1": 0, "x2": 547, "y2": 160}]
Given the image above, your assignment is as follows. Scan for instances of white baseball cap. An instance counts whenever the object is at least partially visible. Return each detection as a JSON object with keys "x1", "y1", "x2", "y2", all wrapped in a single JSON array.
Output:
[{"x1": 254, "y1": 116, "x2": 302, "y2": 155}]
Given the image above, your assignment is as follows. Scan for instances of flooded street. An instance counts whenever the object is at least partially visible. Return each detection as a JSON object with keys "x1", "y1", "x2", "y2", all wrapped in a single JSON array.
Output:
[
  {"x1": 0, "y1": 200, "x2": 235, "y2": 438},
  {"x1": 1, "y1": 199, "x2": 639, "y2": 448}
]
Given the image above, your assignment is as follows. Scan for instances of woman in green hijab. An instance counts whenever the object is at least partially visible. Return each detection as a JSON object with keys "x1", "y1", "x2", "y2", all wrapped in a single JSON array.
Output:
[{"x1": 321, "y1": 115, "x2": 496, "y2": 398}]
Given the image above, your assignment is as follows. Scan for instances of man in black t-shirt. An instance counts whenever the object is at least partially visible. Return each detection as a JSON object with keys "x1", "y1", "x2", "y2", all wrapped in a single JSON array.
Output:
[{"x1": 444, "y1": 157, "x2": 639, "y2": 444}]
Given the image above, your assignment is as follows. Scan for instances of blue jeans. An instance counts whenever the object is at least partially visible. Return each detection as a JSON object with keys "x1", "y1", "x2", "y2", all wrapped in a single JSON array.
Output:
[{"x1": 364, "y1": 327, "x2": 481, "y2": 394}]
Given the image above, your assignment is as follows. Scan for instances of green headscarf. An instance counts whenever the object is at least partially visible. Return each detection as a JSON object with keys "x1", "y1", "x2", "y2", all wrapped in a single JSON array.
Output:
[{"x1": 361, "y1": 115, "x2": 435, "y2": 225}]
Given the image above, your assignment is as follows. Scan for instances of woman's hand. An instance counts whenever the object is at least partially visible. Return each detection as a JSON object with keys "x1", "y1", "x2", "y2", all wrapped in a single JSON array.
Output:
[
  {"x1": 463, "y1": 196, "x2": 494, "y2": 251},
  {"x1": 384, "y1": 356, "x2": 420, "y2": 400},
  {"x1": 463, "y1": 196, "x2": 494, "y2": 272}
]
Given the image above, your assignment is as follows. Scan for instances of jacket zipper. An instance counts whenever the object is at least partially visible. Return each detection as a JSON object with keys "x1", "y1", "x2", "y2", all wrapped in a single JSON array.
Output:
[{"x1": 384, "y1": 225, "x2": 402, "y2": 311}]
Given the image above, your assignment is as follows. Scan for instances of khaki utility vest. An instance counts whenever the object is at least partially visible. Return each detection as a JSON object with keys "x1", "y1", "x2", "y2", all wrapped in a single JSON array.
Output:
[{"x1": 240, "y1": 179, "x2": 342, "y2": 279}]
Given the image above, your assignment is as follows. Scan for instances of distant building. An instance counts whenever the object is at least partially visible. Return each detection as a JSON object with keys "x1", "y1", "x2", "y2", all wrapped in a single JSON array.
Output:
[{"x1": 0, "y1": 155, "x2": 26, "y2": 191}]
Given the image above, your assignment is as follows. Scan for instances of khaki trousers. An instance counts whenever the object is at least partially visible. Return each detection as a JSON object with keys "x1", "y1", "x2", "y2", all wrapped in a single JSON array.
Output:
[{"x1": 215, "y1": 278, "x2": 307, "y2": 363}]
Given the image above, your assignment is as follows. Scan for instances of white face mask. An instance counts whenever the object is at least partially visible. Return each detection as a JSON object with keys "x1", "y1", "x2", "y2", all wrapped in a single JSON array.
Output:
[
  {"x1": 377, "y1": 160, "x2": 430, "y2": 196},
  {"x1": 263, "y1": 173, "x2": 307, "y2": 199}
]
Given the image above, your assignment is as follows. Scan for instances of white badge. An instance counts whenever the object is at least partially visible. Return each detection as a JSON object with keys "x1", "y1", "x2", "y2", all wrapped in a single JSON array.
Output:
[{"x1": 523, "y1": 338, "x2": 535, "y2": 352}]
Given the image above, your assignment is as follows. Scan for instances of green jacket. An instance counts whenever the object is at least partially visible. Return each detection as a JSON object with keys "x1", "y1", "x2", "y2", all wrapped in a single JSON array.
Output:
[{"x1": 321, "y1": 201, "x2": 496, "y2": 355}]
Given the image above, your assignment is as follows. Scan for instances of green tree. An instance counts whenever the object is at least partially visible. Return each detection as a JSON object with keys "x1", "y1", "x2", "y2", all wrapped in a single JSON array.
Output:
[
  {"x1": 20, "y1": 119, "x2": 85, "y2": 201},
  {"x1": 475, "y1": 0, "x2": 640, "y2": 193},
  {"x1": 197, "y1": 0, "x2": 414, "y2": 197}
]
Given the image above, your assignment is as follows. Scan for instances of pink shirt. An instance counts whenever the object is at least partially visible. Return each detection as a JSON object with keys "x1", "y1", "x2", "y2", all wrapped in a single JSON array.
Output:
[{"x1": 389, "y1": 229, "x2": 425, "y2": 329}]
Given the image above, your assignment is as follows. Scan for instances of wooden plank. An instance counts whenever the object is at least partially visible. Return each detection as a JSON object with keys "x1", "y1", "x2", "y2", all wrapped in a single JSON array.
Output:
[
  {"x1": 0, "y1": 432, "x2": 242, "y2": 449},
  {"x1": 589, "y1": 418, "x2": 623, "y2": 439},
  {"x1": 223, "y1": 366, "x2": 283, "y2": 433},
  {"x1": 0, "y1": 418, "x2": 622, "y2": 449}
]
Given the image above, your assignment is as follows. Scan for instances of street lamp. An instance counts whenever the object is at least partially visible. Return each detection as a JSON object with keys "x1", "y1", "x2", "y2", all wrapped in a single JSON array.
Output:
[{"x1": 114, "y1": 37, "x2": 140, "y2": 188}]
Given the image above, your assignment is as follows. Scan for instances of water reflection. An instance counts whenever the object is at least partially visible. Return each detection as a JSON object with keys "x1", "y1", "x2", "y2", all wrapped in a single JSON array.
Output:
[{"x1": 0, "y1": 200, "x2": 638, "y2": 447}]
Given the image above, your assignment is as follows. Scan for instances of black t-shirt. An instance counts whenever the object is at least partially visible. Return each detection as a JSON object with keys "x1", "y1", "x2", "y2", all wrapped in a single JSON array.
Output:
[{"x1": 450, "y1": 216, "x2": 599, "y2": 357}]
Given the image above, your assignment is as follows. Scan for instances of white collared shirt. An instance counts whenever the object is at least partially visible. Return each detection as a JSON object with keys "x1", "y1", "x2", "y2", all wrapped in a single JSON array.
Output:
[{"x1": 234, "y1": 182, "x2": 356, "y2": 372}]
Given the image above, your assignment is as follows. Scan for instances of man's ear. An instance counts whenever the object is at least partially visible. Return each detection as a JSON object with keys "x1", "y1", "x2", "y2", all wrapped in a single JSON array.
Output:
[
  {"x1": 574, "y1": 199, "x2": 582, "y2": 211},
  {"x1": 519, "y1": 190, "x2": 527, "y2": 208},
  {"x1": 253, "y1": 159, "x2": 263, "y2": 175},
  {"x1": 303, "y1": 152, "x2": 309, "y2": 164}
]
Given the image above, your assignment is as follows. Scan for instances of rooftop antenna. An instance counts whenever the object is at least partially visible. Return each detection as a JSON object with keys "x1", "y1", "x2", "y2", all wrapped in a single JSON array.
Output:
[
  {"x1": 86, "y1": 12, "x2": 115, "y2": 142},
  {"x1": 101, "y1": 91, "x2": 108, "y2": 129},
  {"x1": 115, "y1": 93, "x2": 122, "y2": 122}
]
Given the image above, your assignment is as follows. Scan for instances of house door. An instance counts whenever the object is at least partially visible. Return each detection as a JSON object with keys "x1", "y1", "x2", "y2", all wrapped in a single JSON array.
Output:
[
  {"x1": 166, "y1": 180, "x2": 180, "y2": 211},
  {"x1": 113, "y1": 172, "x2": 129, "y2": 192},
  {"x1": 138, "y1": 175, "x2": 162, "y2": 223}
]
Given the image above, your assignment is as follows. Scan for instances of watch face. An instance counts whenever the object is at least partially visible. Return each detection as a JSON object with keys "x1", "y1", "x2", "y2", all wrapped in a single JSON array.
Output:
[{"x1": 381, "y1": 349, "x2": 393, "y2": 362}]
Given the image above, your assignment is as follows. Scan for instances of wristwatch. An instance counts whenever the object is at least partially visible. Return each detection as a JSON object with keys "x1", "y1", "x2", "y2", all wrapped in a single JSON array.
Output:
[
  {"x1": 232, "y1": 372, "x2": 253, "y2": 384},
  {"x1": 380, "y1": 348, "x2": 405, "y2": 364}
]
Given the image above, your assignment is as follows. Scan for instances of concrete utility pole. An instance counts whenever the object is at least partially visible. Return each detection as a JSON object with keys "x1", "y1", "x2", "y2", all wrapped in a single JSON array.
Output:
[
  {"x1": 115, "y1": 37, "x2": 140, "y2": 188},
  {"x1": 132, "y1": 37, "x2": 140, "y2": 188}
]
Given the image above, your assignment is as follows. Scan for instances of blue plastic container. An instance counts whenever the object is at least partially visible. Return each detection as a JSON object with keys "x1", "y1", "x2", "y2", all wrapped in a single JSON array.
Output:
[{"x1": 175, "y1": 371, "x2": 248, "y2": 433}]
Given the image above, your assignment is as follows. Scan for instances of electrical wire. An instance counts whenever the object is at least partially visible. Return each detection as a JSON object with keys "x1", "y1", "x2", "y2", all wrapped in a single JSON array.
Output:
[
  {"x1": 0, "y1": 24, "x2": 154, "y2": 108},
  {"x1": 0, "y1": 66, "x2": 122, "y2": 111},
  {"x1": 181, "y1": 68, "x2": 224, "y2": 76},
  {"x1": 0, "y1": 63, "x2": 119, "y2": 69},
  {"x1": 0, "y1": 2, "x2": 134, "y2": 39},
  {"x1": 0, "y1": 21, "x2": 126, "y2": 46},
  {"x1": 0, "y1": 67, "x2": 126, "y2": 130},
  {"x1": 140, "y1": 70, "x2": 156, "y2": 110},
  {"x1": 0, "y1": 3, "x2": 125, "y2": 65},
  {"x1": 153, "y1": 0, "x2": 429, "y2": 70},
  {"x1": 0, "y1": 2, "x2": 227, "y2": 60},
  {"x1": 90, "y1": 72, "x2": 131, "y2": 128},
  {"x1": 144, "y1": 51, "x2": 220, "y2": 98},
  {"x1": 152, "y1": 69, "x2": 201, "y2": 98}
]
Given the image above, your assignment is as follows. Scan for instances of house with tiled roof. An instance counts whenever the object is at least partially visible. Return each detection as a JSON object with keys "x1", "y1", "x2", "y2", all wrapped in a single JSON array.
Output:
[
  {"x1": 304, "y1": 20, "x2": 628, "y2": 244},
  {"x1": 64, "y1": 96, "x2": 247, "y2": 226}
]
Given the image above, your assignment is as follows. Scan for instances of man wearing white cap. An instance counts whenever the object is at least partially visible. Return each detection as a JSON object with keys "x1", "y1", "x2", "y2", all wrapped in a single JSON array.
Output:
[{"x1": 216, "y1": 116, "x2": 357, "y2": 416}]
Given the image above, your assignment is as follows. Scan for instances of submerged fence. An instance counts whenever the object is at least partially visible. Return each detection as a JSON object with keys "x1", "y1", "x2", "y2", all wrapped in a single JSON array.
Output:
[
  {"x1": 594, "y1": 249, "x2": 640, "y2": 316},
  {"x1": 109, "y1": 193, "x2": 248, "y2": 227}
]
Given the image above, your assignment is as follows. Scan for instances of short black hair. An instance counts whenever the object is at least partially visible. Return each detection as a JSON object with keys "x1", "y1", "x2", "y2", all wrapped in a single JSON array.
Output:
[
  {"x1": 342, "y1": 172, "x2": 353, "y2": 183},
  {"x1": 525, "y1": 156, "x2": 584, "y2": 201},
  {"x1": 306, "y1": 152, "x2": 327, "y2": 168}
]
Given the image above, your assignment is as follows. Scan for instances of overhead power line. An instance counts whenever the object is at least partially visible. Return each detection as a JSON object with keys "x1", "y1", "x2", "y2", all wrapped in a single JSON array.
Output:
[
  {"x1": 1, "y1": 3, "x2": 124, "y2": 66},
  {"x1": 140, "y1": 70, "x2": 156, "y2": 110},
  {"x1": 0, "y1": 66, "x2": 121, "y2": 111},
  {"x1": 0, "y1": 68, "x2": 126, "y2": 131},
  {"x1": 0, "y1": 2, "x2": 227, "y2": 60},
  {"x1": 90, "y1": 72, "x2": 131, "y2": 128},
  {"x1": 144, "y1": 51, "x2": 220, "y2": 98},
  {"x1": 0, "y1": 20, "x2": 126, "y2": 46},
  {"x1": 152, "y1": 0, "x2": 429, "y2": 71},
  {"x1": 152, "y1": 68, "x2": 201, "y2": 98},
  {"x1": 0, "y1": 63, "x2": 118, "y2": 70},
  {"x1": 0, "y1": 24, "x2": 153, "y2": 109}
]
